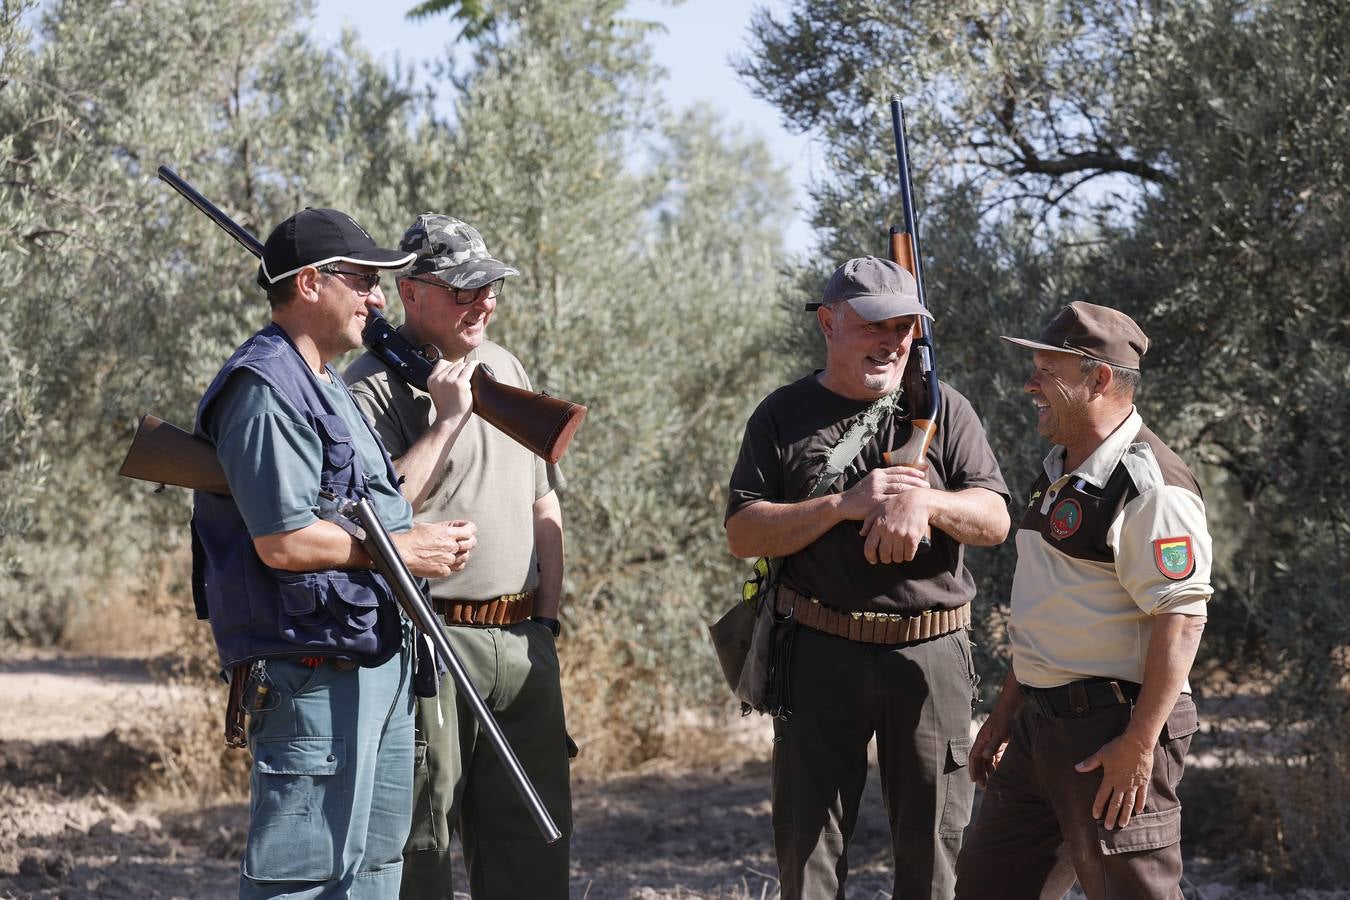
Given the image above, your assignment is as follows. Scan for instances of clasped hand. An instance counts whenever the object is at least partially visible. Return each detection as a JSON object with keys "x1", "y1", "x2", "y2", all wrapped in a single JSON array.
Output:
[
  {"x1": 393, "y1": 520, "x2": 477, "y2": 578},
  {"x1": 840, "y1": 465, "x2": 932, "y2": 564}
]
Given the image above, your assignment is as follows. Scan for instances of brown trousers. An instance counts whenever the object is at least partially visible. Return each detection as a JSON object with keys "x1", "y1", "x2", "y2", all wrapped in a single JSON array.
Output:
[
  {"x1": 771, "y1": 625, "x2": 978, "y2": 900},
  {"x1": 955, "y1": 692, "x2": 1199, "y2": 900}
]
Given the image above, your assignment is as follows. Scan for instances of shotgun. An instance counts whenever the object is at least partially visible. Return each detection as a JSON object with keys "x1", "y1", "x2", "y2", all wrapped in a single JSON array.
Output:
[
  {"x1": 881, "y1": 98, "x2": 941, "y2": 470},
  {"x1": 156, "y1": 165, "x2": 586, "y2": 464},
  {"x1": 116, "y1": 418, "x2": 562, "y2": 843}
]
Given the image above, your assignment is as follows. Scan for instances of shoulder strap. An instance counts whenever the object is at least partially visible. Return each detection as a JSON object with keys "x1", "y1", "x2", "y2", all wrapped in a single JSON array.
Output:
[{"x1": 804, "y1": 390, "x2": 901, "y2": 500}]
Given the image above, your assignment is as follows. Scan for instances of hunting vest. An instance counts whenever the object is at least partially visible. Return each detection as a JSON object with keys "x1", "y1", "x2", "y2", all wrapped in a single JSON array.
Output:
[{"x1": 191, "y1": 324, "x2": 404, "y2": 668}]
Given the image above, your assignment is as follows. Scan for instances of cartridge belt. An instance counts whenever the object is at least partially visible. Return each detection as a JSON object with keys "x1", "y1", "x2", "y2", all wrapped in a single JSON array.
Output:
[
  {"x1": 432, "y1": 591, "x2": 535, "y2": 627},
  {"x1": 775, "y1": 586, "x2": 970, "y2": 645}
]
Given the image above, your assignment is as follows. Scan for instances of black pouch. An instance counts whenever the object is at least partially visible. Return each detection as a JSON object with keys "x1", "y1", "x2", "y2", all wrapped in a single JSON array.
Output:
[
  {"x1": 411, "y1": 632, "x2": 441, "y2": 699},
  {"x1": 763, "y1": 612, "x2": 797, "y2": 719}
]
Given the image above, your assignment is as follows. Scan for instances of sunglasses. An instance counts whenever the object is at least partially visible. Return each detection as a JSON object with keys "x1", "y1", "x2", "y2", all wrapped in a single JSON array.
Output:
[
  {"x1": 320, "y1": 266, "x2": 382, "y2": 295},
  {"x1": 410, "y1": 276, "x2": 504, "y2": 306}
]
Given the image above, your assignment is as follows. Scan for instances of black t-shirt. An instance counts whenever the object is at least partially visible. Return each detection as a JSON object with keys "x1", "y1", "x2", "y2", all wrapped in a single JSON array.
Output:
[{"x1": 725, "y1": 373, "x2": 1009, "y2": 615}]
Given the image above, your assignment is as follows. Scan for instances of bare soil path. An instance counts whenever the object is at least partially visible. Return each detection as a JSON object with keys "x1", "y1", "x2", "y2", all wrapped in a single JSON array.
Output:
[{"x1": 2, "y1": 653, "x2": 1345, "y2": 899}]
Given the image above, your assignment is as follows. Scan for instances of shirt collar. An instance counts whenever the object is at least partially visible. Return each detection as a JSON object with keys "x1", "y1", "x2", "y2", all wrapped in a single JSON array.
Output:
[{"x1": 1041, "y1": 407, "x2": 1142, "y2": 487}]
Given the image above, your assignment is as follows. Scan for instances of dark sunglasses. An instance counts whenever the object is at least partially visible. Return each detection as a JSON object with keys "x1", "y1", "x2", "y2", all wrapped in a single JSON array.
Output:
[
  {"x1": 320, "y1": 266, "x2": 381, "y2": 295},
  {"x1": 410, "y1": 276, "x2": 504, "y2": 306}
]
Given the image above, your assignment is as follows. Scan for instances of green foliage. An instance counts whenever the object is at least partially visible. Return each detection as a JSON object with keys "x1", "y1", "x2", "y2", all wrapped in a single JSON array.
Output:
[
  {"x1": 394, "y1": 0, "x2": 794, "y2": 759},
  {"x1": 1, "y1": 0, "x2": 791, "y2": 767},
  {"x1": 0, "y1": 0, "x2": 429, "y2": 642},
  {"x1": 743, "y1": 0, "x2": 1349, "y2": 881}
]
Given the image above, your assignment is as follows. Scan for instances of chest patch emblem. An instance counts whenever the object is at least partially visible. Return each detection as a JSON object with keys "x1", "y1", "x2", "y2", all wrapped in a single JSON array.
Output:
[
  {"x1": 1048, "y1": 498, "x2": 1082, "y2": 540},
  {"x1": 1154, "y1": 536, "x2": 1195, "y2": 580}
]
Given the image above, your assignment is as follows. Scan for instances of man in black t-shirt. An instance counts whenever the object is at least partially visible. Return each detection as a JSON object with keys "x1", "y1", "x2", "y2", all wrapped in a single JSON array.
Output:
[{"x1": 725, "y1": 257, "x2": 1011, "y2": 900}]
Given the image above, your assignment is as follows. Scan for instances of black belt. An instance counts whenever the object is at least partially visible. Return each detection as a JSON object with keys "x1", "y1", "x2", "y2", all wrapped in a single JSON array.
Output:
[{"x1": 1020, "y1": 677, "x2": 1141, "y2": 718}]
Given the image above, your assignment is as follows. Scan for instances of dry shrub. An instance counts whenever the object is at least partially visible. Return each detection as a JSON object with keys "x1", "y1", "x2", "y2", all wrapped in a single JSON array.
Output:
[
  {"x1": 1259, "y1": 718, "x2": 1350, "y2": 887},
  {"x1": 560, "y1": 611, "x2": 766, "y2": 778},
  {"x1": 57, "y1": 548, "x2": 252, "y2": 803}
]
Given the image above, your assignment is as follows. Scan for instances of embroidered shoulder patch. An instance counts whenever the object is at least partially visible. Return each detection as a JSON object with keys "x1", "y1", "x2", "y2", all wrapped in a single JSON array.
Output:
[
  {"x1": 1048, "y1": 498, "x2": 1082, "y2": 540},
  {"x1": 1154, "y1": 536, "x2": 1195, "y2": 580}
]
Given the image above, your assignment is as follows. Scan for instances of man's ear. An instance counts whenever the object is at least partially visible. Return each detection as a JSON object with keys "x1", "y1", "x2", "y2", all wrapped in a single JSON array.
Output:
[
  {"x1": 816, "y1": 305, "x2": 834, "y2": 337},
  {"x1": 398, "y1": 278, "x2": 416, "y2": 307},
  {"x1": 293, "y1": 266, "x2": 322, "y2": 304},
  {"x1": 1089, "y1": 362, "x2": 1114, "y2": 398}
]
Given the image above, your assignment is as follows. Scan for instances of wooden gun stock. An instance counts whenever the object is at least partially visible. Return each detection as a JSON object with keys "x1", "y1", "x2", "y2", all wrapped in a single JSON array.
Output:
[
  {"x1": 118, "y1": 414, "x2": 229, "y2": 494},
  {"x1": 469, "y1": 366, "x2": 586, "y2": 466},
  {"x1": 360, "y1": 312, "x2": 586, "y2": 464},
  {"x1": 882, "y1": 228, "x2": 937, "y2": 469}
]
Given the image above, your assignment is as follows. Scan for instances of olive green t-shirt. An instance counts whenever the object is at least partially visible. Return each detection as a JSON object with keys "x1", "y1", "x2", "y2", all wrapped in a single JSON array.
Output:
[
  {"x1": 725, "y1": 373, "x2": 1008, "y2": 615},
  {"x1": 203, "y1": 369, "x2": 413, "y2": 538},
  {"x1": 344, "y1": 339, "x2": 562, "y2": 601}
]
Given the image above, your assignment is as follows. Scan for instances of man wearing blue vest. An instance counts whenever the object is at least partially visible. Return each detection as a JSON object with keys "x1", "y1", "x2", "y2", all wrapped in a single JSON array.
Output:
[{"x1": 192, "y1": 207, "x2": 478, "y2": 898}]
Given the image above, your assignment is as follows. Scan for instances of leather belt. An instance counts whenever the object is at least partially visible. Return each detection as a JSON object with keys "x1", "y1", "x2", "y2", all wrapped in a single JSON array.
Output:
[
  {"x1": 775, "y1": 586, "x2": 970, "y2": 645},
  {"x1": 1020, "y1": 677, "x2": 1141, "y2": 718},
  {"x1": 432, "y1": 591, "x2": 535, "y2": 627}
]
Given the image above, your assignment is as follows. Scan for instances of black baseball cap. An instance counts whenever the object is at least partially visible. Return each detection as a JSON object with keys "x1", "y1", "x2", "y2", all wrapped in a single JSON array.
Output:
[{"x1": 256, "y1": 208, "x2": 416, "y2": 288}]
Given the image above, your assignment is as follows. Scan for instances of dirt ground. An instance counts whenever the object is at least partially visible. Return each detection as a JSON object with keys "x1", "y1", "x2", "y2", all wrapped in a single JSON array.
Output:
[{"x1": 1, "y1": 652, "x2": 1346, "y2": 900}]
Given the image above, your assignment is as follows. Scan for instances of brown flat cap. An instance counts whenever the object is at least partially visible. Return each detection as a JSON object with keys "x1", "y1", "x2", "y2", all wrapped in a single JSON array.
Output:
[{"x1": 1002, "y1": 301, "x2": 1149, "y2": 370}]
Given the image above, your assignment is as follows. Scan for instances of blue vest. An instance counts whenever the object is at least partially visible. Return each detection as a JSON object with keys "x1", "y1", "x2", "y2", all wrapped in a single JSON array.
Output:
[{"x1": 191, "y1": 324, "x2": 405, "y2": 668}]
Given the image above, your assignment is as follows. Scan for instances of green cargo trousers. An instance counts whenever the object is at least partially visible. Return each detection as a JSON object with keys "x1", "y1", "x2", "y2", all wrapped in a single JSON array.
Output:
[
  {"x1": 400, "y1": 619, "x2": 572, "y2": 900},
  {"x1": 772, "y1": 625, "x2": 977, "y2": 900}
]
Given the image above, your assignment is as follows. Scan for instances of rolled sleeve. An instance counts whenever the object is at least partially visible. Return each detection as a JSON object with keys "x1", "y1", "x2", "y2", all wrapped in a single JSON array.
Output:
[
  {"x1": 1112, "y1": 484, "x2": 1213, "y2": 617},
  {"x1": 206, "y1": 374, "x2": 324, "y2": 538}
]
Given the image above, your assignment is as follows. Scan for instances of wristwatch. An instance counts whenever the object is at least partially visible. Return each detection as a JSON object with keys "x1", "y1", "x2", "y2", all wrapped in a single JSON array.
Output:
[{"x1": 531, "y1": 615, "x2": 561, "y2": 637}]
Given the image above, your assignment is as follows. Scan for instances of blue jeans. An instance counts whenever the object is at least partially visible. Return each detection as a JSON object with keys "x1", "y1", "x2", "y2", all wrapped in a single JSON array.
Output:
[{"x1": 240, "y1": 636, "x2": 415, "y2": 900}]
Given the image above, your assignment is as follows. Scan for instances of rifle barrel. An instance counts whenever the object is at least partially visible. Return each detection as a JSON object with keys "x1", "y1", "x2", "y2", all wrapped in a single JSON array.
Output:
[
  {"x1": 351, "y1": 498, "x2": 563, "y2": 844},
  {"x1": 157, "y1": 165, "x2": 265, "y2": 258}
]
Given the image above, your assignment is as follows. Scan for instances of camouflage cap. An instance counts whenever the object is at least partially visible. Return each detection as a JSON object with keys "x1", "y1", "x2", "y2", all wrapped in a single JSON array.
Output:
[{"x1": 399, "y1": 213, "x2": 520, "y2": 290}]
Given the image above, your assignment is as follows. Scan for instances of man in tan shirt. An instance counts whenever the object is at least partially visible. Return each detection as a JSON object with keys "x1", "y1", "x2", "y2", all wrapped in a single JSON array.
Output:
[
  {"x1": 345, "y1": 214, "x2": 571, "y2": 899},
  {"x1": 955, "y1": 302, "x2": 1211, "y2": 900}
]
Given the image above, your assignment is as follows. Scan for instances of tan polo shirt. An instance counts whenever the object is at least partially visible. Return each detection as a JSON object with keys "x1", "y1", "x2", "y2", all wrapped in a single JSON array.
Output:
[
  {"x1": 344, "y1": 339, "x2": 562, "y2": 602},
  {"x1": 1010, "y1": 409, "x2": 1211, "y2": 688}
]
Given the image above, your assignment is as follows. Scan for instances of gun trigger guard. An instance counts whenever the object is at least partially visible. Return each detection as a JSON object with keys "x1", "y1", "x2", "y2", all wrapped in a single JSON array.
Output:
[{"x1": 418, "y1": 343, "x2": 442, "y2": 364}]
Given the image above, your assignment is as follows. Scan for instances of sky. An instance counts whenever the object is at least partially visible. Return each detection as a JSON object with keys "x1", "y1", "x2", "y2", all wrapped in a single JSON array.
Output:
[{"x1": 308, "y1": 0, "x2": 819, "y2": 253}]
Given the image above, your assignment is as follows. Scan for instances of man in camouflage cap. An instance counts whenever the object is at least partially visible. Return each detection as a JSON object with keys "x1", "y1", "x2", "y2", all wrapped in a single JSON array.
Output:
[{"x1": 345, "y1": 214, "x2": 572, "y2": 899}]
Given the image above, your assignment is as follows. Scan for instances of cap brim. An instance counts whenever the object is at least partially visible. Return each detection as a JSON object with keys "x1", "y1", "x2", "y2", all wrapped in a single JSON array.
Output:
[
  {"x1": 344, "y1": 248, "x2": 418, "y2": 269},
  {"x1": 1000, "y1": 336, "x2": 1086, "y2": 356},
  {"x1": 803, "y1": 296, "x2": 933, "y2": 320},
  {"x1": 259, "y1": 249, "x2": 416, "y2": 286},
  {"x1": 846, "y1": 295, "x2": 932, "y2": 322},
  {"x1": 424, "y1": 258, "x2": 521, "y2": 290}
]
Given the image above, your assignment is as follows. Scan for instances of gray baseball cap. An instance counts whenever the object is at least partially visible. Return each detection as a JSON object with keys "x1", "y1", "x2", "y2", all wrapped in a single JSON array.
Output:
[
  {"x1": 805, "y1": 257, "x2": 932, "y2": 322},
  {"x1": 399, "y1": 213, "x2": 520, "y2": 289}
]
